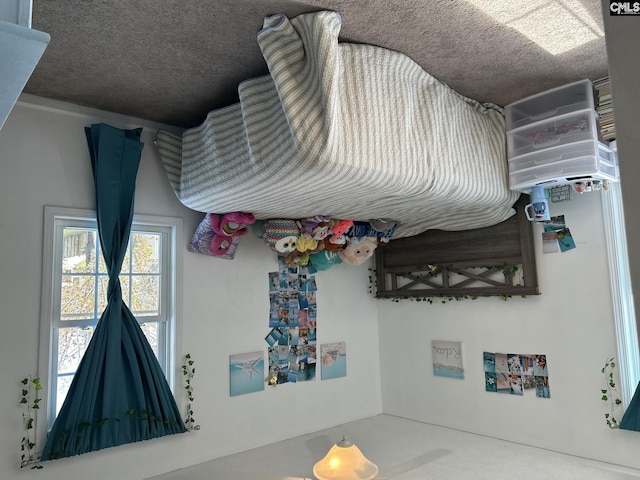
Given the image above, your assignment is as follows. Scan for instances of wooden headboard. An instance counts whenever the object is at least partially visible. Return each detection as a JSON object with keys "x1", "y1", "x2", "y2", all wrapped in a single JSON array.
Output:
[{"x1": 374, "y1": 196, "x2": 539, "y2": 299}]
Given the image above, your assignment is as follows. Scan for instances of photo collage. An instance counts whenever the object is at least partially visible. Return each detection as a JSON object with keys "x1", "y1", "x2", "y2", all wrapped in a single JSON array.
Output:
[
  {"x1": 265, "y1": 259, "x2": 319, "y2": 385},
  {"x1": 229, "y1": 259, "x2": 348, "y2": 396},
  {"x1": 483, "y1": 352, "x2": 550, "y2": 398}
]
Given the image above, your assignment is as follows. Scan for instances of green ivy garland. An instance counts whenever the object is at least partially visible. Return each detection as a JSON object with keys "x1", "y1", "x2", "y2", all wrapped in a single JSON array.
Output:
[
  {"x1": 601, "y1": 357, "x2": 622, "y2": 428},
  {"x1": 19, "y1": 376, "x2": 43, "y2": 469},
  {"x1": 182, "y1": 353, "x2": 200, "y2": 431}
]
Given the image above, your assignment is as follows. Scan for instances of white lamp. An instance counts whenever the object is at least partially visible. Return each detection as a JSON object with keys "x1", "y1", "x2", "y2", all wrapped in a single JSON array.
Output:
[{"x1": 313, "y1": 436, "x2": 378, "y2": 480}]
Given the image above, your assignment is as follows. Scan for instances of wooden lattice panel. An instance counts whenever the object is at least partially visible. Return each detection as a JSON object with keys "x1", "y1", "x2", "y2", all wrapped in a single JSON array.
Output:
[{"x1": 374, "y1": 197, "x2": 539, "y2": 299}]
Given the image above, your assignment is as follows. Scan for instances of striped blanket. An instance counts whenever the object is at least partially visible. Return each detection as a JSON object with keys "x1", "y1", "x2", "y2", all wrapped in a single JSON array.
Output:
[{"x1": 155, "y1": 11, "x2": 519, "y2": 239}]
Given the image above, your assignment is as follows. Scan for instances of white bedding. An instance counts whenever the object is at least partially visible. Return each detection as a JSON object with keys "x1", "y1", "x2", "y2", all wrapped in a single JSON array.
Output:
[{"x1": 155, "y1": 11, "x2": 519, "y2": 239}]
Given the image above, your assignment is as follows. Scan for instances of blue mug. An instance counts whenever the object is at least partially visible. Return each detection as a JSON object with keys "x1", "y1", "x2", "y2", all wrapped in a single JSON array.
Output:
[{"x1": 524, "y1": 186, "x2": 550, "y2": 222}]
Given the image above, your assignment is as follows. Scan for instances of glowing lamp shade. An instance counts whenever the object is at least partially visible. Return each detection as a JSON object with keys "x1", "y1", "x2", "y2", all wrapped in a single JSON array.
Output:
[{"x1": 313, "y1": 436, "x2": 378, "y2": 480}]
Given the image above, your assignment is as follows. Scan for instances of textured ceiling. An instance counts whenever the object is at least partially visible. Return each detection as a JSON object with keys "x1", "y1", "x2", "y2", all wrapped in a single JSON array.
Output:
[{"x1": 25, "y1": 0, "x2": 608, "y2": 128}]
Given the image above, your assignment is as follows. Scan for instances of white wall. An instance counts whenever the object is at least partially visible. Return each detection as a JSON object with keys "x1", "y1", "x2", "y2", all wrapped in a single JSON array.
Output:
[
  {"x1": 378, "y1": 190, "x2": 640, "y2": 468},
  {"x1": 0, "y1": 96, "x2": 382, "y2": 480}
]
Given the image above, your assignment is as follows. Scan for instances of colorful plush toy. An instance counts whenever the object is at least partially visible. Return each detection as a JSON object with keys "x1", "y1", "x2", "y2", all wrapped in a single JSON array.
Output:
[
  {"x1": 348, "y1": 220, "x2": 397, "y2": 245},
  {"x1": 286, "y1": 242, "x2": 324, "y2": 268},
  {"x1": 309, "y1": 250, "x2": 343, "y2": 271},
  {"x1": 327, "y1": 219, "x2": 353, "y2": 245},
  {"x1": 210, "y1": 211, "x2": 256, "y2": 237},
  {"x1": 262, "y1": 218, "x2": 300, "y2": 256},
  {"x1": 296, "y1": 233, "x2": 320, "y2": 253},
  {"x1": 209, "y1": 212, "x2": 256, "y2": 256},
  {"x1": 189, "y1": 213, "x2": 240, "y2": 259},
  {"x1": 323, "y1": 235, "x2": 345, "y2": 251},
  {"x1": 338, "y1": 237, "x2": 379, "y2": 266},
  {"x1": 298, "y1": 215, "x2": 330, "y2": 234}
]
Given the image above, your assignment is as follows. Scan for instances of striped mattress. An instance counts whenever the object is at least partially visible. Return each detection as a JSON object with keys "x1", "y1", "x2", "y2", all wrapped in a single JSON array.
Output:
[{"x1": 155, "y1": 11, "x2": 519, "y2": 239}]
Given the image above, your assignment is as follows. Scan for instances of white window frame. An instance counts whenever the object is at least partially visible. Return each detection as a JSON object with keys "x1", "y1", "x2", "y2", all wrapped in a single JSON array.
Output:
[
  {"x1": 38, "y1": 206, "x2": 182, "y2": 441},
  {"x1": 602, "y1": 183, "x2": 640, "y2": 408}
]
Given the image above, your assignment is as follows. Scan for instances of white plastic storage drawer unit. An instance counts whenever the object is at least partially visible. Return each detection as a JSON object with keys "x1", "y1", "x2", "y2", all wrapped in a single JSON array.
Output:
[
  {"x1": 505, "y1": 79, "x2": 595, "y2": 131},
  {"x1": 509, "y1": 141, "x2": 617, "y2": 192},
  {"x1": 507, "y1": 109, "x2": 598, "y2": 158}
]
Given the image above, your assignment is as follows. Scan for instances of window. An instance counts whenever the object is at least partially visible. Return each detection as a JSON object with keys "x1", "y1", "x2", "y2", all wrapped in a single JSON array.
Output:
[
  {"x1": 602, "y1": 182, "x2": 639, "y2": 408},
  {"x1": 39, "y1": 207, "x2": 181, "y2": 430}
]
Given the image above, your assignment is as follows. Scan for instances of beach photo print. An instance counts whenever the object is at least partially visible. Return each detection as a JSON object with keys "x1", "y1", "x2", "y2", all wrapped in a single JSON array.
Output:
[{"x1": 229, "y1": 351, "x2": 265, "y2": 397}]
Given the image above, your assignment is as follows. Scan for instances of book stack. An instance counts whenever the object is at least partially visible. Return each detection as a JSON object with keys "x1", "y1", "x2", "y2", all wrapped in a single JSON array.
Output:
[{"x1": 594, "y1": 77, "x2": 615, "y2": 142}]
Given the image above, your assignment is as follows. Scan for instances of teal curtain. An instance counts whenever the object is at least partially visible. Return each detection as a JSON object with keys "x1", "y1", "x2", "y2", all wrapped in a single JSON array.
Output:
[
  {"x1": 42, "y1": 124, "x2": 185, "y2": 461},
  {"x1": 621, "y1": 387, "x2": 640, "y2": 431}
]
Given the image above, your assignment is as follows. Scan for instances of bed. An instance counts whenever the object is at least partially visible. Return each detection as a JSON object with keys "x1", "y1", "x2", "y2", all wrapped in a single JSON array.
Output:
[{"x1": 155, "y1": 10, "x2": 520, "y2": 243}]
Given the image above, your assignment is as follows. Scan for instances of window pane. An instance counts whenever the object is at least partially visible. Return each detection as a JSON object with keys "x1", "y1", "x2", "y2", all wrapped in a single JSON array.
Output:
[
  {"x1": 62, "y1": 228, "x2": 97, "y2": 274},
  {"x1": 56, "y1": 375, "x2": 74, "y2": 416},
  {"x1": 57, "y1": 327, "x2": 94, "y2": 373},
  {"x1": 132, "y1": 233, "x2": 160, "y2": 273},
  {"x1": 98, "y1": 252, "x2": 107, "y2": 274},
  {"x1": 97, "y1": 275, "x2": 109, "y2": 315},
  {"x1": 55, "y1": 323, "x2": 161, "y2": 414},
  {"x1": 141, "y1": 322, "x2": 159, "y2": 357},
  {"x1": 131, "y1": 275, "x2": 159, "y2": 316},
  {"x1": 120, "y1": 244, "x2": 131, "y2": 274},
  {"x1": 60, "y1": 275, "x2": 96, "y2": 320},
  {"x1": 120, "y1": 276, "x2": 130, "y2": 308}
]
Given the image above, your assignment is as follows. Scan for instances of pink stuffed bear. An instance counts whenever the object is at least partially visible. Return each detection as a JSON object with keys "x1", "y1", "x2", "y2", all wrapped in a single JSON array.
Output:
[{"x1": 209, "y1": 212, "x2": 256, "y2": 256}]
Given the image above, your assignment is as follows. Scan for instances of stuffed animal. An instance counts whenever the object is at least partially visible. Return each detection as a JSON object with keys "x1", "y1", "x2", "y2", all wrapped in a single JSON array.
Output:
[
  {"x1": 338, "y1": 237, "x2": 378, "y2": 266},
  {"x1": 210, "y1": 212, "x2": 256, "y2": 237},
  {"x1": 296, "y1": 233, "x2": 320, "y2": 253},
  {"x1": 209, "y1": 212, "x2": 256, "y2": 256},
  {"x1": 323, "y1": 235, "x2": 346, "y2": 251},
  {"x1": 262, "y1": 219, "x2": 300, "y2": 256},
  {"x1": 297, "y1": 216, "x2": 334, "y2": 242},
  {"x1": 348, "y1": 220, "x2": 397, "y2": 243},
  {"x1": 328, "y1": 219, "x2": 353, "y2": 245},
  {"x1": 368, "y1": 218, "x2": 397, "y2": 233},
  {"x1": 309, "y1": 250, "x2": 343, "y2": 271},
  {"x1": 189, "y1": 213, "x2": 240, "y2": 259},
  {"x1": 298, "y1": 216, "x2": 330, "y2": 234},
  {"x1": 285, "y1": 249, "x2": 311, "y2": 268},
  {"x1": 210, "y1": 235, "x2": 236, "y2": 256}
]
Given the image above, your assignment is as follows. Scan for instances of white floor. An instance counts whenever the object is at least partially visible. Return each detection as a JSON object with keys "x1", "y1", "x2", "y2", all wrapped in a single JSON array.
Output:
[{"x1": 147, "y1": 414, "x2": 640, "y2": 480}]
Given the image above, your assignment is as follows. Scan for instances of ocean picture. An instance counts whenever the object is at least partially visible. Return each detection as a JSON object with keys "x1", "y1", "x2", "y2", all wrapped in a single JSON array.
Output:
[
  {"x1": 432, "y1": 340, "x2": 464, "y2": 379},
  {"x1": 230, "y1": 351, "x2": 265, "y2": 396},
  {"x1": 321, "y1": 342, "x2": 347, "y2": 380}
]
